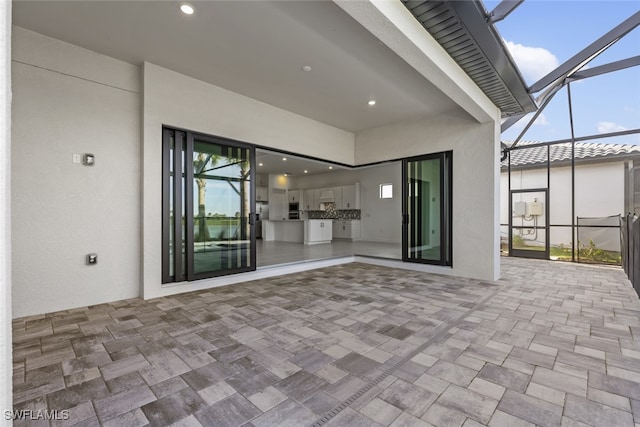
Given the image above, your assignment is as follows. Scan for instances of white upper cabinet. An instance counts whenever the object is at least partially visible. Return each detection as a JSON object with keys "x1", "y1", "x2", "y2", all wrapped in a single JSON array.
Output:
[
  {"x1": 331, "y1": 187, "x2": 343, "y2": 209},
  {"x1": 340, "y1": 183, "x2": 360, "y2": 209},
  {"x1": 301, "y1": 183, "x2": 359, "y2": 210},
  {"x1": 303, "y1": 189, "x2": 316, "y2": 210},
  {"x1": 288, "y1": 189, "x2": 300, "y2": 203},
  {"x1": 256, "y1": 186, "x2": 269, "y2": 202}
]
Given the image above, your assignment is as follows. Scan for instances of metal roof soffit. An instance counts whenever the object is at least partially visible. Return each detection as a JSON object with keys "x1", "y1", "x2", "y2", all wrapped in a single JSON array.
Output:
[{"x1": 402, "y1": 0, "x2": 536, "y2": 118}]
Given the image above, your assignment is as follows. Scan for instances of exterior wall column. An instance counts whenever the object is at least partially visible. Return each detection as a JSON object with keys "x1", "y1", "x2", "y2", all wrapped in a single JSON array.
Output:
[{"x1": 0, "y1": 0, "x2": 13, "y2": 423}]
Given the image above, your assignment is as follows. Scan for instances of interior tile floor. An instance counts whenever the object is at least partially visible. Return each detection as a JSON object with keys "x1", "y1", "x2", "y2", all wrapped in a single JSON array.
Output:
[
  {"x1": 12, "y1": 258, "x2": 640, "y2": 426},
  {"x1": 256, "y1": 240, "x2": 401, "y2": 267}
]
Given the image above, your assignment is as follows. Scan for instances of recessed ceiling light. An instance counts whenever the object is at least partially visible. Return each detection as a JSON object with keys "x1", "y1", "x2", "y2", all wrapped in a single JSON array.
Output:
[
  {"x1": 304, "y1": 170, "x2": 308, "y2": 174},
  {"x1": 283, "y1": 173, "x2": 288, "y2": 177},
  {"x1": 282, "y1": 157, "x2": 287, "y2": 161},
  {"x1": 180, "y1": 3, "x2": 195, "y2": 15},
  {"x1": 329, "y1": 166, "x2": 333, "y2": 170},
  {"x1": 368, "y1": 100, "x2": 376, "y2": 106},
  {"x1": 258, "y1": 163, "x2": 263, "y2": 166},
  {"x1": 302, "y1": 65, "x2": 312, "y2": 72}
]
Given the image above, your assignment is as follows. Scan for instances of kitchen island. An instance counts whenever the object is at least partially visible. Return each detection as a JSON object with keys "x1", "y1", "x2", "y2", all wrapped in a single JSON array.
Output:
[
  {"x1": 262, "y1": 219, "x2": 304, "y2": 242},
  {"x1": 304, "y1": 219, "x2": 333, "y2": 245}
]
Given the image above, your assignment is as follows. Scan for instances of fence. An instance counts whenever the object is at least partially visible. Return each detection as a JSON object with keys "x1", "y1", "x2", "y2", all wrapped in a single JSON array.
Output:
[
  {"x1": 576, "y1": 215, "x2": 622, "y2": 265},
  {"x1": 621, "y1": 214, "x2": 640, "y2": 296}
]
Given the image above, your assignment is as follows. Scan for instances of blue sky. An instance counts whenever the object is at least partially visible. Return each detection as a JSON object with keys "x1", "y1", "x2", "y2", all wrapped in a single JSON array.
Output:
[{"x1": 482, "y1": 1, "x2": 640, "y2": 144}]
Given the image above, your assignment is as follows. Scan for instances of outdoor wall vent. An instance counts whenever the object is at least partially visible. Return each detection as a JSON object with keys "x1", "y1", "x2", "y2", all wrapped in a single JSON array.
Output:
[
  {"x1": 82, "y1": 153, "x2": 95, "y2": 166},
  {"x1": 86, "y1": 253, "x2": 98, "y2": 265}
]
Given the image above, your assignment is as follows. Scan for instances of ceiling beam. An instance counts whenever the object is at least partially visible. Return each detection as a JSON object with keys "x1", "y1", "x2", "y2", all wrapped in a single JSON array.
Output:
[
  {"x1": 501, "y1": 113, "x2": 525, "y2": 134},
  {"x1": 504, "y1": 12, "x2": 640, "y2": 134},
  {"x1": 501, "y1": 81, "x2": 564, "y2": 134},
  {"x1": 529, "y1": 11, "x2": 640, "y2": 93},
  {"x1": 487, "y1": 0, "x2": 524, "y2": 23},
  {"x1": 503, "y1": 54, "x2": 640, "y2": 133},
  {"x1": 569, "y1": 55, "x2": 640, "y2": 81},
  {"x1": 509, "y1": 85, "x2": 562, "y2": 148}
]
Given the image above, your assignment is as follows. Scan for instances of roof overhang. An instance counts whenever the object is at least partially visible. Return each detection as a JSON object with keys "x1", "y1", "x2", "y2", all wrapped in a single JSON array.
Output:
[
  {"x1": 335, "y1": 0, "x2": 501, "y2": 124},
  {"x1": 402, "y1": 0, "x2": 536, "y2": 118},
  {"x1": 14, "y1": 0, "x2": 513, "y2": 130}
]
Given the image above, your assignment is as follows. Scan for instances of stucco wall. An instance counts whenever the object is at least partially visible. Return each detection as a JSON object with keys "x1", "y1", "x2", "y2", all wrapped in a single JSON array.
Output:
[
  {"x1": 500, "y1": 161, "x2": 626, "y2": 250},
  {"x1": 11, "y1": 25, "x2": 502, "y2": 313},
  {"x1": 354, "y1": 112, "x2": 501, "y2": 281},
  {"x1": 501, "y1": 162, "x2": 626, "y2": 223},
  {"x1": 11, "y1": 27, "x2": 141, "y2": 317},
  {"x1": 142, "y1": 63, "x2": 355, "y2": 299}
]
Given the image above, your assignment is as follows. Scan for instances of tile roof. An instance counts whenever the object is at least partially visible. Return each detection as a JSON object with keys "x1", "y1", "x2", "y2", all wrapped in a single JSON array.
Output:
[{"x1": 503, "y1": 141, "x2": 640, "y2": 168}]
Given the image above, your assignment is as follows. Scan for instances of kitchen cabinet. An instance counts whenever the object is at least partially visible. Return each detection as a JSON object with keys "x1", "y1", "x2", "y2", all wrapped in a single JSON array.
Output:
[
  {"x1": 332, "y1": 220, "x2": 345, "y2": 239},
  {"x1": 304, "y1": 219, "x2": 333, "y2": 245},
  {"x1": 288, "y1": 190, "x2": 300, "y2": 203},
  {"x1": 350, "y1": 220, "x2": 361, "y2": 239},
  {"x1": 303, "y1": 189, "x2": 316, "y2": 210},
  {"x1": 340, "y1": 184, "x2": 360, "y2": 209},
  {"x1": 332, "y1": 220, "x2": 361, "y2": 240},
  {"x1": 315, "y1": 187, "x2": 342, "y2": 208},
  {"x1": 256, "y1": 174, "x2": 268, "y2": 187},
  {"x1": 330, "y1": 187, "x2": 343, "y2": 208},
  {"x1": 263, "y1": 220, "x2": 304, "y2": 242},
  {"x1": 301, "y1": 183, "x2": 360, "y2": 211},
  {"x1": 256, "y1": 186, "x2": 269, "y2": 202}
]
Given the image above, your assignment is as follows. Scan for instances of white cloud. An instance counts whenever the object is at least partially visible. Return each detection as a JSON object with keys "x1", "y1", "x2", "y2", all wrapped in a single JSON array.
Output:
[
  {"x1": 597, "y1": 121, "x2": 627, "y2": 134},
  {"x1": 534, "y1": 113, "x2": 549, "y2": 126},
  {"x1": 504, "y1": 40, "x2": 559, "y2": 84}
]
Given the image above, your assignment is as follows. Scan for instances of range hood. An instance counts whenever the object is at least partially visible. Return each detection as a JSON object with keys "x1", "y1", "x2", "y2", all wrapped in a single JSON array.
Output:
[{"x1": 318, "y1": 190, "x2": 335, "y2": 202}]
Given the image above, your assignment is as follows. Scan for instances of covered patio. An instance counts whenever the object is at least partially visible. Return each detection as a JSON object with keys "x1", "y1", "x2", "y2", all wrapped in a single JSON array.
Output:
[{"x1": 12, "y1": 258, "x2": 640, "y2": 426}]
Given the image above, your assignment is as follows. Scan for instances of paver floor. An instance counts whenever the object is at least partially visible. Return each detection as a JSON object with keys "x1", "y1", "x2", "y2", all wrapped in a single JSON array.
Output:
[{"x1": 12, "y1": 258, "x2": 640, "y2": 426}]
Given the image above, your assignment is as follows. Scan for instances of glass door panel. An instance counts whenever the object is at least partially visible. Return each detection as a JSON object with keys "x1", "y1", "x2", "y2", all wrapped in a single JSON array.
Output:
[
  {"x1": 189, "y1": 138, "x2": 253, "y2": 279},
  {"x1": 408, "y1": 157, "x2": 441, "y2": 262},
  {"x1": 163, "y1": 128, "x2": 255, "y2": 283},
  {"x1": 402, "y1": 152, "x2": 452, "y2": 266},
  {"x1": 163, "y1": 129, "x2": 187, "y2": 283}
]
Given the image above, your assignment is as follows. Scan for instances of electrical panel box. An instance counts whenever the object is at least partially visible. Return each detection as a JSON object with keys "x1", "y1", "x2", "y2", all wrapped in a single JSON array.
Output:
[
  {"x1": 529, "y1": 202, "x2": 543, "y2": 216},
  {"x1": 513, "y1": 201, "x2": 526, "y2": 216}
]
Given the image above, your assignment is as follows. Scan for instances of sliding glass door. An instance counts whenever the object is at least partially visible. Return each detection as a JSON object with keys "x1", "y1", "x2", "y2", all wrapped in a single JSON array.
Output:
[
  {"x1": 163, "y1": 128, "x2": 255, "y2": 283},
  {"x1": 402, "y1": 152, "x2": 452, "y2": 266}
]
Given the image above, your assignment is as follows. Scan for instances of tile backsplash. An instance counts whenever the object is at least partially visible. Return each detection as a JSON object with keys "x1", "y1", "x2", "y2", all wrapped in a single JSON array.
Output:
[{"x1": 306, "y1": 203, "x2": 361, "y2": 220}]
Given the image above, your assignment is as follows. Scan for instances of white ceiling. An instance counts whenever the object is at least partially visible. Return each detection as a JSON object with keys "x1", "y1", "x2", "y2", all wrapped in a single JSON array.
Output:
[
  {"x1": 12, "y1": 0, "x2": 462, "y2": 133},
  {"x1": 255, "y1": 148, "x2": 350, "y2": 177}
]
